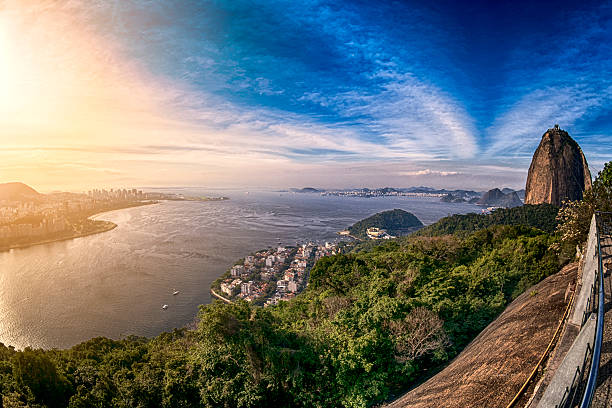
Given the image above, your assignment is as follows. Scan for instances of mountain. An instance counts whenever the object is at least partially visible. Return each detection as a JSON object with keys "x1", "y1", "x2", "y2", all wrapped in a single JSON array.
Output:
[
  {"x1": 437, "y1": 189, "x2": 481, "y2": 203},
  {"x1": 0, "y1": 182, "x2": 41, "y2": 202},
  {"x1": 500, "y1": 192, "x2": 523, "y2": 207},
  {"x1": 477, "y1": 188, "x2": 523, "y2": 208},
  {"x1": 525, "y1": 125, "x2": 592, "y2": 206},
  {"x1": 441, "y1": 193, "x2": 466, "y2": 203},
  {"x1": 290, "y1": 187, "x2": 323, "y2": 193},
  {"x1": 348, "y1": 209, "x2": 423, "y2": 238}
]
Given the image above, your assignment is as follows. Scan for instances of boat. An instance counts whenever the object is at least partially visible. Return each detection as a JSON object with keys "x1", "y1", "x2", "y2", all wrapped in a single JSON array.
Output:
[
  {"x1": 173, "y1": 290, "x2": 180, "y2": 295},
  {"x1": 162, "y1": 304, "x2": 168, "y2": 310}
]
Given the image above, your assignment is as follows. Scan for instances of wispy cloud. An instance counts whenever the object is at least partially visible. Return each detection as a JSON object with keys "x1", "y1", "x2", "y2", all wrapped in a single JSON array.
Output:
[
  {"x1": 401, "y1": 169, "x2": 461, "y2": 177},
  {"x1": 2, "y1": 0, "x2": 611, "y2": 191},
  {"x1": 485, "y1": 2, "x2": 612, "y2": 158},
  {"x1": 486, "y1": 86, "x2": 612, "y2": 156}
]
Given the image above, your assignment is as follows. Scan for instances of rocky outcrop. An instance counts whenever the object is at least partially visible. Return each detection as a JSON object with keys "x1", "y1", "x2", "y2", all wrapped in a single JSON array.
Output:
[
  {"x1": 477, "y1": 188, "x2": 523, "y2": 208},
  {"x1": 525, "y1": 126, "x2": 592, "y2": 206}
]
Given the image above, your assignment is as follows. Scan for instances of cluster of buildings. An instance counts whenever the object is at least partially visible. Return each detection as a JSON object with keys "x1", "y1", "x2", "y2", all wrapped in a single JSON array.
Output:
[
  {"x1": 366, "y1": 227, "x2": 394, "y2": 240},
  {"x1": 0, "y1": 187, "x2": 148, "y2": 243},
  {"x1": 0, "y1": 196, "x2": 77, "y2": 241},
  {"x1": 322, "y1": 188, "x2": 446, "y2": 198},
  {"x1": 88, "y1": 188, "x2": 145, "y2": 201},
  {"x1": 217, "y1": 242, "x2": 339, "y2": 305},
  {"x1": 0, "y1": 216, "x2": 69, "y2": 240},
  {"x1": 88, "y1": 189, "x2": 227, "y2": 202}
]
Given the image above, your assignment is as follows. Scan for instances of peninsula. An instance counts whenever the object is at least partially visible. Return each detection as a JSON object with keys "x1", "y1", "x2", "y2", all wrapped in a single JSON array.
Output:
[{"x1": 0, "y1": 183, "x2": 157, "y2": 252}]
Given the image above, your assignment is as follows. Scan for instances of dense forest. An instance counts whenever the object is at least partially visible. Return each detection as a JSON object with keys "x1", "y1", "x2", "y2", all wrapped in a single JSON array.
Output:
[
  {"x1": 0, "y1": 202, "x2": 572, "y2": 408},
  {"x1": 416, "y1": 204, "x2": 559, "y2": 236}
]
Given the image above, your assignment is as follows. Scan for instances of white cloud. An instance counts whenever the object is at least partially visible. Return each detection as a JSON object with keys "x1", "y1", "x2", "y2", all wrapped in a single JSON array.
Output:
[{"x1": 400, "y1": 169, "x2": 460, "y2": 176}]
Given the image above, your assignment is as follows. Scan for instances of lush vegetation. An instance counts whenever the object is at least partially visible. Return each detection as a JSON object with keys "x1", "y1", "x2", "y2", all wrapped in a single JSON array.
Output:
[
  {"x1": 0, "y1": 202, "x2": 568, "y2": 407},
  {"x1": 348, "y1": 209, "x2": 423, "y2": 238},
  {"x1": 416, "y1": 204, "x2": 560, "y2": 237},
  {"x1": 556, "y1": 161, "x2": 612, "y2": 249}
]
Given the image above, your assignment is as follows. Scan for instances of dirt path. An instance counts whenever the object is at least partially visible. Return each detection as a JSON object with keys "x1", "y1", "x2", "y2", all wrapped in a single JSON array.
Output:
[{"x1": 385, "y1": 263, "x2": 577, "y2": 408}]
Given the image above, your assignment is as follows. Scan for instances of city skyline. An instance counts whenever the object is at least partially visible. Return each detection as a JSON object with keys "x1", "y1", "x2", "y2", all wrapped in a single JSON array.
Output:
[{"x1": 1, "y1": 0, "x2": 611, "y2": 191}]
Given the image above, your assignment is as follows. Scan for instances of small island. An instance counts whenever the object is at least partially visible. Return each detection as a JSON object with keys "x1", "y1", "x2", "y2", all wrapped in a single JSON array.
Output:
[{"x1": 343, "y1": 208, "x2": 424, "y2": 240}]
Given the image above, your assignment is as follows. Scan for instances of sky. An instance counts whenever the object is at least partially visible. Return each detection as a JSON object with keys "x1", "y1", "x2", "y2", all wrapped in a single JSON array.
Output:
[{"x1": 1, "y1": 0, "x2": 611, "y2": 192}]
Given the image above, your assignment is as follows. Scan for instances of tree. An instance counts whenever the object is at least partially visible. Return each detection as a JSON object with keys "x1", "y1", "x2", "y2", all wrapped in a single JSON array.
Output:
[
  {"x1": 11, "y1": 349, "x2": 70, "y2": 408},
  {"x1": 557, "y1": 161, "x2": 612, "y2": 250},
  {"x1": 386, "y1": 307, "x2": 449, "y2": 362},
  {"x1": 592, "y1": 161, "x2": 612, "y2": 212}
]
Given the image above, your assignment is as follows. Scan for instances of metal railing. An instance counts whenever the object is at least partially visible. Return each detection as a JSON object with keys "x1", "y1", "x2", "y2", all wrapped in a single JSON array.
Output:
[
  {"x1": 577, "y1": 212, "x2": 608, "y2": 407},
  {"x1": 554, "y1": 212, "x2": 610, "y2": 408}
]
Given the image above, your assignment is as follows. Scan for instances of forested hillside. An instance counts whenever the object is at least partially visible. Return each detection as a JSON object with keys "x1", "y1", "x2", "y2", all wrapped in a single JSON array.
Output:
[
  {"x1": 416, "y1": 204, "x2": 559, "y2": 236},
  {"x1": 0, "y1": 205, "x2": 567, "y2": 408}
]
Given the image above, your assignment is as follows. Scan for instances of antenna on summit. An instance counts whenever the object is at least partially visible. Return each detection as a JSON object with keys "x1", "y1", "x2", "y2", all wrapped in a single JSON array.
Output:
[{"x1": 554, "y1": 123, "x2": 560, "y2": 130}]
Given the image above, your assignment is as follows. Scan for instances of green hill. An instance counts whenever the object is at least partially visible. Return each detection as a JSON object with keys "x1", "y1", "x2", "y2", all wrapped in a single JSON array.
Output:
[
  {"x1": 416, "y1": 204, "x2": 559, "y2": 237},
  {"x1": 348, "y1": 208, "x2": 424, "y2": 238}
]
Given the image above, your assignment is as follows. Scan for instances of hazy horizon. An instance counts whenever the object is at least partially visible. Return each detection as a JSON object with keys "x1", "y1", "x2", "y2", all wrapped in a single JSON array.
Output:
[
  {"x1": 1, "y1": 0, "x2": 611, "y2": 191},
  {"x1": 10, "y1": 181, "x2": 526, "y2": 196}
]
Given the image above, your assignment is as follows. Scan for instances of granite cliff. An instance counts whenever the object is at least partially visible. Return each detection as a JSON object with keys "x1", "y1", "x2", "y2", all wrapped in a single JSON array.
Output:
[{"x1": 525, "y1": 126, "x2": 592, "y2": 205}]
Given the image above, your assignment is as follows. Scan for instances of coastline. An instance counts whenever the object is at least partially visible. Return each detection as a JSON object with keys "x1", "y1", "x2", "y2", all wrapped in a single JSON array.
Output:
[
  {"x1": 0, "y1": 201, "x2": 156, "y2": 253},
  {"x1": 0, "y1": 221, "x2": 118, "y2": 253},
  {"x1": 86, "y1": 200, "x2": 157, "y2": 221},
  {"x1": 210, "y1": 288, "x2": 232, "y2": 303}
]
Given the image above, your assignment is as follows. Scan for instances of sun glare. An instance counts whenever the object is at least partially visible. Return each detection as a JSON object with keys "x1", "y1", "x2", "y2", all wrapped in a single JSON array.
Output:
[{"x1": 0, "y1": 19, "x2": 18, "y2": 114}]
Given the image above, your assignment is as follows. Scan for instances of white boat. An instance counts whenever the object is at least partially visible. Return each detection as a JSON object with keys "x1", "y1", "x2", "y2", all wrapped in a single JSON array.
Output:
[
  {"x1": 173, "y1": 290, "x2": 180, "y2": 295},
  {"x1": 162, "y1": 304, "x2": 168, "y2": 310}
]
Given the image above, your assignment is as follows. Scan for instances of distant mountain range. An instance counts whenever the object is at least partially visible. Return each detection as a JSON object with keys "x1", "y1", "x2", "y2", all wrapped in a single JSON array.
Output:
[
  {"x1": 0, "y1": 182, "x2": 41, "y2": 202},
  {"x1": 441, "y1": 187, "x2": 525, "y2": 206},
  {"x1": 289, "y1": 185, "x2": 526, "y2": 207},
  {"x1": 291, "y1": 186, "x2": 481, "y2": 195},
  {"x1": 290, "y1": 186, "x2": 524, "y2": 196}
]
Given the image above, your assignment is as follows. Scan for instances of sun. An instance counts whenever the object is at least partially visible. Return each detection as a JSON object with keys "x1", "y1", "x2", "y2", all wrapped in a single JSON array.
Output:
[{"x1": 0, "y1": 12, "x2": 73, "y2": 134}]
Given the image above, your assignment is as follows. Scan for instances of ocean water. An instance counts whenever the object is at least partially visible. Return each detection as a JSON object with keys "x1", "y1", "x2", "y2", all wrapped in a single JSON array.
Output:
[{"x1": 0, "y1": 190, "x2": 478, "y2": 349}]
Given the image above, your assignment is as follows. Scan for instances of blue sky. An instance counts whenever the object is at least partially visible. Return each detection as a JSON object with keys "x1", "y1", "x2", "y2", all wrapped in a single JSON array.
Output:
[{"x1": 2, "y1": 0, "x2": 612, "y2": 190}]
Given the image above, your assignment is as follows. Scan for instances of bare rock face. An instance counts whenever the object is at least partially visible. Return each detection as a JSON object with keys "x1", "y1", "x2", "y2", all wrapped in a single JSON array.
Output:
[{"x1": 525, "y1": 126, "x2": 592, "y2": 206}]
